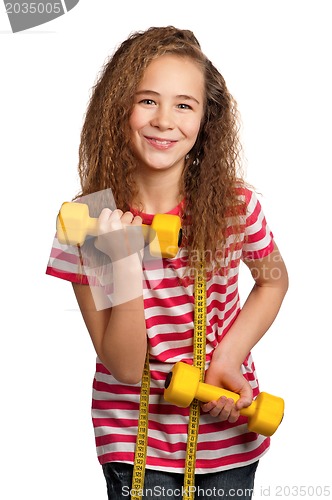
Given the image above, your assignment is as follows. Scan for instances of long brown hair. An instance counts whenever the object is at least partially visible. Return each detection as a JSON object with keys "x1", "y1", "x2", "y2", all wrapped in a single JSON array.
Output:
[{"x1": 77, "y1": 26, "x2": 246, "y2": 269}]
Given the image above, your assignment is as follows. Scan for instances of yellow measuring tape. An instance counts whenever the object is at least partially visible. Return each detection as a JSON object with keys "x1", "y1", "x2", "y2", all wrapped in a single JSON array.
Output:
[
  {"x1": 183, "y1": 265, "x2": 206, "y2": 499},
  {"x1": 131, "y1": 351, "x2": 150, "y2": 500},
  {"x1": 131, "y1": 263, "x2": 206, "y2": 500}
]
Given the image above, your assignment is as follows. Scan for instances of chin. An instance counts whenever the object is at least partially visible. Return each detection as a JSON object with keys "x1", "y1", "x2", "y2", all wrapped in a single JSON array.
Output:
[{"x1": 145, "y1": 158, "x2": 184, "y2": 171}]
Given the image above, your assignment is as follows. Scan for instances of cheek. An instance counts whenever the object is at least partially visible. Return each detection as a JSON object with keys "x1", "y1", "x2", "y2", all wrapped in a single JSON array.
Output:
[
  {"x1": 129, "y1": 106, "x2": 149, "y2": 135},
  {"x1": 185, "y1": 120, "x2": 202, "y2": 143},
  {"x1": 129, "y1": 109, "x2": 141, "y2": 134}
]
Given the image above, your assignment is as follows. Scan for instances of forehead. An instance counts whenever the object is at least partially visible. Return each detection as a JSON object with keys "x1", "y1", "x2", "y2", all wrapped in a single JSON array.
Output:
[{"x1": 138, "y1": 54, "x2": 205, "y2": 98}]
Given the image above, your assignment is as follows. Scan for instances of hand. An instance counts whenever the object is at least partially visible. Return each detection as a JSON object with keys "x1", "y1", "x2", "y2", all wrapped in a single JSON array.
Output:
[
  {"x1": 201, "y1": 360, "x2": 253, "y2": 423},
  {"x1": 94, "y1": 209, "x2": 144, "y2": 262}
]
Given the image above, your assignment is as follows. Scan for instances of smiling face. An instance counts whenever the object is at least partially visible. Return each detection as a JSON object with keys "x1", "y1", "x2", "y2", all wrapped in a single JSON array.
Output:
[{"x1": 129, "y1": 54, "x2": 205, "y2": 175}]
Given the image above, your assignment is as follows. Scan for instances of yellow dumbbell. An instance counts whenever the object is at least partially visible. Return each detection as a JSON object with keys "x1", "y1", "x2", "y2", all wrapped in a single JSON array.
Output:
[
  {"x1": 164, "y1": 362, "x2": 284, "y2": 437},
  {"x1": 56, "y1": 202, "x2": 182, "y2": 258}
]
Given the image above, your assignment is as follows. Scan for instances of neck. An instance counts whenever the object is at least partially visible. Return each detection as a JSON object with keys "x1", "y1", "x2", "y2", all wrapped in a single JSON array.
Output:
[{"x1": 134, "y1": 168, "x2": 183, "y2": 214}]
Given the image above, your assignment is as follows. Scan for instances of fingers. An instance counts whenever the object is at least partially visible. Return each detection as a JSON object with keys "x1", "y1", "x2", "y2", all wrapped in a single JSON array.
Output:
[
  {"x1": 98, "y1": 209, "x2": 142, "y2": 231},
  {"x1": 121, "y1": 211, "x2": 135, "y2": 225},
  {"x1": 95, "y1": 209, "x2": 144, "y2": 261},
  {"x1": 236, "y1": 397, "x2": 252, "y2": 411},
  {"x1": 235, "y1": 385, "x2": 253, "y2": 411},
  {"x1": 122, "y1": 211, "x2": 143, "y2": 227},
  {"x1": 202, "y1": 397, "x2": 241, "y2": 423},
  {"x1": 98, "y1": 209, "x2": 123, "y2": 232},
  {"x1": 132, "y1": 215, "x2": 143, "y2": 226}
]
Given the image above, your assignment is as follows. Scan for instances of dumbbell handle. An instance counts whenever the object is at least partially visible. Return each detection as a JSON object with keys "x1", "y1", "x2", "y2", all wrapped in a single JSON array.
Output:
[
  {"x1": 195, "y1": 380, "x2": 255, "y2": 418},
  {"x1": 77, "y1": 213, "x2": 99, "y2": 237}
]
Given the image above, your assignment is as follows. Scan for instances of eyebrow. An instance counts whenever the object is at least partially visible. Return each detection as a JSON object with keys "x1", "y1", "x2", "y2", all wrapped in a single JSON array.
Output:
[{"x1": 135, "y1": 90, "x2": 200, "y2": 105}]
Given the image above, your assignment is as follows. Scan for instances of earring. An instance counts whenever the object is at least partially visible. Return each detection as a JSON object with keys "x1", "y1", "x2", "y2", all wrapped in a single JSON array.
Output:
[{"x1": 186, "y1": 153, "x2": 200, "y2": 165}]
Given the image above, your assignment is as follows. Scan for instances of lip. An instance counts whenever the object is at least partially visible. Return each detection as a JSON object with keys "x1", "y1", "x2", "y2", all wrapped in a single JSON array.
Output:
[{"x1": 144, "y1": 136, "x2": 178, "y2": 150}]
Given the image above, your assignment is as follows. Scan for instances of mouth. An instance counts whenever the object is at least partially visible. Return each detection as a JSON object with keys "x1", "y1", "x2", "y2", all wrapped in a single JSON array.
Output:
[{"x1": 145, "y1": 136, "x2": 177, "y2": 150}]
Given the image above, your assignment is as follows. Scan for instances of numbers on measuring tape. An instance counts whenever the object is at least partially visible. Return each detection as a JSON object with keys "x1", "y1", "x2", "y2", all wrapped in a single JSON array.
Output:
[{"x1": 131, "y1": 354, "x2": 150, "y2": 500}]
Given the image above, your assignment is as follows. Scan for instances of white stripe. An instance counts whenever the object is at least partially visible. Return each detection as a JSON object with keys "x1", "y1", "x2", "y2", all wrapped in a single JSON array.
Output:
[
  {"x1": 146, "y1": 322, "x2": 193, "y2": 336},
  {"x1": 144, "y1": 285, "x2": 192, "y2": 301},
  {"x1": 149, "y1": 340, "x2": 193, "y2": 357},
  {"x1": 96, "y1": 442, "x2": 134, "y2": 456},
  {"x1": 96, "y1": 435, "x2": 265, "y2": 462},
  {"x1": 246, "y1": 190, "x2": 257, "y2": 216},
  {"x1": 246, "y1": 209, "x2": 266, "y2": 235},
  {"x1": 145, "y1": 302, "x2": 193, "y2": 318}
]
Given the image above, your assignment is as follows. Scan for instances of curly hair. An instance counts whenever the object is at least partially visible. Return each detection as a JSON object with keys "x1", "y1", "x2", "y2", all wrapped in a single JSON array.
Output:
[{"x1": 77, "y1": 26, "x2": 246, "y2": 270}]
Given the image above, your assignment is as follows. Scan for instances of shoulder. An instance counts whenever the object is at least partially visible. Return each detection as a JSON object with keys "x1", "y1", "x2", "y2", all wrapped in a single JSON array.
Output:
[{"x1": 234, "y1": 181, "x2": 257, "y2": 205}]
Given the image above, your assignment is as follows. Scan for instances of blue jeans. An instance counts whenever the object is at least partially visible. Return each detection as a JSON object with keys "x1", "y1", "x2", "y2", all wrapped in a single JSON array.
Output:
[{"x1": 102, "y1": 461, "x2": 258, "y2": 499}]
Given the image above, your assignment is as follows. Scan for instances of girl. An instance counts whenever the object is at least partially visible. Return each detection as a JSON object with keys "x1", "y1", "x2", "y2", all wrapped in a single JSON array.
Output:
[{"x1": 47, "y1": 26, "x2": 288, "y2": 499}]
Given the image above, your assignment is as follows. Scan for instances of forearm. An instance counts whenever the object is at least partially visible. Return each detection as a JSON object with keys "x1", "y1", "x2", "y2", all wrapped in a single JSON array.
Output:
[
  {"x1": 100, "y1": 253, "x2": 147, "y2": 383},
  {"x1": 101, "y1": 298, "x2": 147, "y2": 384},
  {"x1": 73, "y1": 252, "x2": 147, "y2": 384},
  {"x1": 212, "y1": 282, "x2": 287, "y2": 368},
  {"x1": 203, "y1": 245, "x2": 288, "y2": 414}
]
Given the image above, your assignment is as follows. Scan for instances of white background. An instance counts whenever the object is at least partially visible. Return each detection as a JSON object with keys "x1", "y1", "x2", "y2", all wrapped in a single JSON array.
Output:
[{"x1": 1, "y1": 1, "x2": 331, "y2": 498}]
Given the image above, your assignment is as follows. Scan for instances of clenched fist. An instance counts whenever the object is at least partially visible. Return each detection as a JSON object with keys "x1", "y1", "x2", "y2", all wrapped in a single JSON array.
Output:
[{"x1": 94, "y1": 209, "x2": 144, "y2": 262}]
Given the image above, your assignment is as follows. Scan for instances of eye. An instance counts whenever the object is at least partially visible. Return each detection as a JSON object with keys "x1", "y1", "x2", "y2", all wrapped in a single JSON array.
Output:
[
  {"x1": 139, "y1": 99, "x2": 156, "y2": 106},
  {"x1": 177, "y1": 103, "x2": 192, "y2": 110}
]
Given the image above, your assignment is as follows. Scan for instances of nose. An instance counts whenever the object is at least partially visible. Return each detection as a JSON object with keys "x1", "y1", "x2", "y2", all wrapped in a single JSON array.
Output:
[{"x1": 150, "y1": 105, "x2": 174, "y2": 131}]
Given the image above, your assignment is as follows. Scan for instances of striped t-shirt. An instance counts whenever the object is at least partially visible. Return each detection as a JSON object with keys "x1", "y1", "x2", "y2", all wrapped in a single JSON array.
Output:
[{"x1": 46, "y1": 187, "x2": 274, "y2": 473}]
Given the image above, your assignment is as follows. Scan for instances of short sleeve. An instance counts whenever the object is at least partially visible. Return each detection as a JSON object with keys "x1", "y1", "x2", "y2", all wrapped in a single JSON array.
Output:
[
  {"x1": 242, "y1": 189, "x2": 274, "y2": 260},
  {"x1": 46, "y1": 235, "x2": 90, "y2": 284},
  {"x1": 46, "y1": 229, "x2": 113, "y2": 287}
]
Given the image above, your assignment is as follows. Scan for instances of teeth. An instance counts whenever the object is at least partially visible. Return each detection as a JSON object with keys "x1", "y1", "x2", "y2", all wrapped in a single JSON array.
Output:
[{"x1": 153, "y1": 139, "x2": 170, "y2": 144}]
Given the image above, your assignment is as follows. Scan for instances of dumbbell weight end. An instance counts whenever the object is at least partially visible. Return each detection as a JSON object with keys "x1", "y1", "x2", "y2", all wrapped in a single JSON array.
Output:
[{"x1": 57, "y1": 202, "x2": 99, "y2": 246}]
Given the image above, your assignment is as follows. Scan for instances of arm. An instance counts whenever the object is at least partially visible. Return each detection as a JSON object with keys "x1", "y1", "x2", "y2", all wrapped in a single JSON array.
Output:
[
  {"x1": 202, "y1": 242, "x2": 288, "y2": 421},
  {"x1": 72, "y1": 209, "x2": 148, "y2": 385}
]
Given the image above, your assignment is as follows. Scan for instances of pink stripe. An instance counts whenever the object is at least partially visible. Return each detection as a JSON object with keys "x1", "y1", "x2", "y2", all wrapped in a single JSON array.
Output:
[
  {"x1": 148, "y1": 329, "x2": 193, "y2": 348},
  {"x1": 146, "y1": 311, "x2": 194, "y2": 328},
  {"x1": 45, "y1": 266, "x2": 89, "y2": 285},
  {"x1": 96, "y1": 433, "x2": 136, "y2": 447},
  {"x1": 49, "y1": 246, "x2": 80, "y2": 264},
  {"x1": 99, "y1": 452, "x2": 134, "y2": 464}
]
